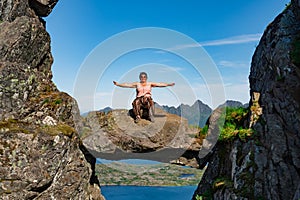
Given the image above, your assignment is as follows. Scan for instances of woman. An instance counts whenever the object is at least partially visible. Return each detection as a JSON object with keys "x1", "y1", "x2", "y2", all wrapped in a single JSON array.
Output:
[{"x1": 113, "y1": 72, "x2": 175, "y2": 123}]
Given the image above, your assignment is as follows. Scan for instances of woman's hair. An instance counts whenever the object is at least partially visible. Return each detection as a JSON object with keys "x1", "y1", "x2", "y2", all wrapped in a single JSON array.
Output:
[{"x1": 139, "y1": 72, "x2": 148, "y2": 79}]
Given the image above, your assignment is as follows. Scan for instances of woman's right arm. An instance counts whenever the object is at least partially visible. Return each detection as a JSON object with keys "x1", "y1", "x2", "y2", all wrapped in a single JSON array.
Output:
[{"x1": 113, "y1": 81, "x2": 137, "y2": 88}]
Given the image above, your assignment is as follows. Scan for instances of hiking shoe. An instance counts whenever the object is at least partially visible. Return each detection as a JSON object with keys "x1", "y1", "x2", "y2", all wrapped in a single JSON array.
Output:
[{"x1": 134, "y1": 115, "x2": 141, "y2": 123}]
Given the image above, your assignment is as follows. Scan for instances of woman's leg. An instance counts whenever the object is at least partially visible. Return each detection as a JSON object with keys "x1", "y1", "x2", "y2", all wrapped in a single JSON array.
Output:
[{"x1": 132, "y1": 97, "x2": 141, "y2": 122}]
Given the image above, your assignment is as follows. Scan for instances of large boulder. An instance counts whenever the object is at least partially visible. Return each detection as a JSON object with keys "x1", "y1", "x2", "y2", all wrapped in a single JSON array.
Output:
[{"x1": 82, "y1": 108, "x2": 201, "y2": 165}]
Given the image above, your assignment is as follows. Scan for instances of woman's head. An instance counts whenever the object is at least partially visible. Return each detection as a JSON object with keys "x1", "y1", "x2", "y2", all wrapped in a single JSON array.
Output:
[{"x1": 139, "y1": 72, "x2": 148, "y2": 82}]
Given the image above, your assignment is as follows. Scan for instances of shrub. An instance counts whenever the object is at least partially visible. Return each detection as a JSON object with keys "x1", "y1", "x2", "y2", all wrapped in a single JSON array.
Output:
[
  {"x1": 219, "y1": 107, "x2": 254, "y2": 142},
  {"x1": 200, "y1": 124, "x2": 209, "y2": 136}
]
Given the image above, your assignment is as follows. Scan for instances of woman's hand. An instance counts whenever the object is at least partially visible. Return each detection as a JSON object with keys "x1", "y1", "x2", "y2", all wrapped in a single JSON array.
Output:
[{"x1": 113, "y1": 81, "x2": 137, "y2": 88}]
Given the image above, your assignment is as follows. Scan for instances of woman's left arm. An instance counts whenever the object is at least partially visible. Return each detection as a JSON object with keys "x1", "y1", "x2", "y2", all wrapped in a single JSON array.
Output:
[{"x1": 151, "y1": 82, "x2": 175, "y2": 87}]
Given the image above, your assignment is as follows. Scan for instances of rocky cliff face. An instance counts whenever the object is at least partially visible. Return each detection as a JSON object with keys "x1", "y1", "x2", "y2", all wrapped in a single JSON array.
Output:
[
  {"x1": 0, "y1": 0, "x2": 105, "y2": 199},
  {"x1": 194, "y1": 1, "x2": 300, "y2": 200}
]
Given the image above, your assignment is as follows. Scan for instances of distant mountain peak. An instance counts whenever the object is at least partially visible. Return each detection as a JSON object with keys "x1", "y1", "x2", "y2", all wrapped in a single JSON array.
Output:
[{"x1": 156, "y1": 100, "x2": 212, "y2": 127}]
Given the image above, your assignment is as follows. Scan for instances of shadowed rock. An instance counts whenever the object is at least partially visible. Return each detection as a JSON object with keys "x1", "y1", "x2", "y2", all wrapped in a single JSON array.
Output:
[{"x1": 29, "y1": 0, "x2": 59, "y2": 17}]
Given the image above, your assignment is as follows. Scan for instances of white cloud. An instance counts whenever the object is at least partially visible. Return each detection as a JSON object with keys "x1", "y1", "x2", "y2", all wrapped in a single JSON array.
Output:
[
  {"x1": 167, "y1": 33, "x2": 262, "y2": 51},
  {"x1": 156, "y1": 66, "x2": 185, "y2": 73},
  {"x1": 218, "y1": 60, "x2": 248, "y2": 68},
  {"x1": 200, "y1": 33, "x2": 262, "y2": 47}
]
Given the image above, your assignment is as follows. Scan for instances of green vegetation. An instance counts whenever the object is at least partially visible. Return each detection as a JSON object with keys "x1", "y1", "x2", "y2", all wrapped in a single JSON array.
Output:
[
  {"x1": 95, "y1": 162, "x2": 204, "y2": 186},
  {"x1": 195, "y1": 194, "x2": 202, "y2": 200},
  {"x1": 291, "y1": 36, "x2": 300, "y2": 67},
  {"x1": 54, "y1": 99, "x2": 62, "y2": 105},
  {"x1": 42, "y1": 98, "x2": 50, "y2": 104},
  {"x1": 40, "y1": 123, "x2": 75, "y2": 137},
  {"x1": 219, "y1": 107, "x2": 254, "y2": 142},
  {"x1": 0, "y1": 119, "x2": 31, "y2": 134},
  {"x1": 193, "y1": 106, "x2": 256, "y2": 144},
  {"x1": 199, "y1": 124, "x2": 208, "y2": 136},
  {"x1": 193, "y1": 124, "x2": 208, "y2": 145},
  {"x1": 40, "y1": 94, "x2": 63, "y2": 107},
  {"x1": 195, "y1": 189, "x2": 213, "y2": 200},
  {"x1": 0, "y1": 119, "x2": 75, "y2": 137}
]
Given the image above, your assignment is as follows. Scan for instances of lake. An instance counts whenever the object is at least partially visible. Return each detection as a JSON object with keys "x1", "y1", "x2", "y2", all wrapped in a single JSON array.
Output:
[{"x1": 101, "y1": 185, "x2": 196, "y2": 200}]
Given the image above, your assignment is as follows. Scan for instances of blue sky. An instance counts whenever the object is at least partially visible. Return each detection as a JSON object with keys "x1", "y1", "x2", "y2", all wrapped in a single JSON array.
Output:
[{"x1": 45, "y1": 0, "x2": 290, "y2": 112}]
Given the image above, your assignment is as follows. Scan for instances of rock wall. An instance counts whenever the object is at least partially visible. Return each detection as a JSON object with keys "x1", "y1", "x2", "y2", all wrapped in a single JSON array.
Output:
[
  {"x1": 0, "y1": 0, "x2": 105, "y2": 199},
  {"x1": 193, "y1": 1, "x2": 300, "y2": 200}
]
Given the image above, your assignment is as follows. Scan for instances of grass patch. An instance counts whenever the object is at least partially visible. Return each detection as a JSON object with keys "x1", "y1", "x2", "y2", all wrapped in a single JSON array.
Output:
[
  {"x1": 218, "y1": 107, "x2": 254, "y2": 142},
  {"x1": 0, "y1": 119, "x2": 75, "y2": 137},
  {"x1": 54, "y1": 99, "x2": 62, "y2": 105},
  {"x1": 40, "y1": 123, "x2": 75, "y2": 137},
  {"x1": 31, "y1": 91, "x2": 68, "y2": 109},
  {"x1": 199, "y1": 124, "x2": 208, "y2": 136},
  {"x1": 0, "y1": 119, "x2": 31, "y2": 134}
]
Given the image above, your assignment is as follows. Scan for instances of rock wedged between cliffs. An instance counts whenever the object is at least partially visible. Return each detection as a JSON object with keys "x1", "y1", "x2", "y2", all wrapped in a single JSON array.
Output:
[{"x1": 82, "y1": 108, "x2": 201, "y2": 164}]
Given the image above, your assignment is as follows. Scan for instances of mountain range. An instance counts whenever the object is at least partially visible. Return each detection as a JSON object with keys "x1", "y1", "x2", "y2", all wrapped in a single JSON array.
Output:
[{"x1": 94, "y1": 99, "x2": 248, "y2": 128}]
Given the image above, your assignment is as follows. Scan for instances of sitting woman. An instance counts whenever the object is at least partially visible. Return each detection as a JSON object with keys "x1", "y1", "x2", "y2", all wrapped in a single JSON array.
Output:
[{"x1": 113, "y1": 72, "x2": 175, "y2": 123}]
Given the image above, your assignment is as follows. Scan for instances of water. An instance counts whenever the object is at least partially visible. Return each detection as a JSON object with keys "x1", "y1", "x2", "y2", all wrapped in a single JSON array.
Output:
[
  {"x1": 97, "y1": 158, "x2": 199, "y2": 199},
  {"x1": 179, "y1": 173, "x2": 195, "y2": 178},
  {"x1": 101, "y1": 185, "x2": 197, "y2": 200}
]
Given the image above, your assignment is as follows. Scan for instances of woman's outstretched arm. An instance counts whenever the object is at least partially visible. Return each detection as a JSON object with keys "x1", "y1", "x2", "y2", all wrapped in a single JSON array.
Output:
[
  {"x1": 113, "y1": 81, "x2": 138, "y2": 88},
  {"x1": 151, "y1": 82, "x2": 175, "y2": 87}
]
